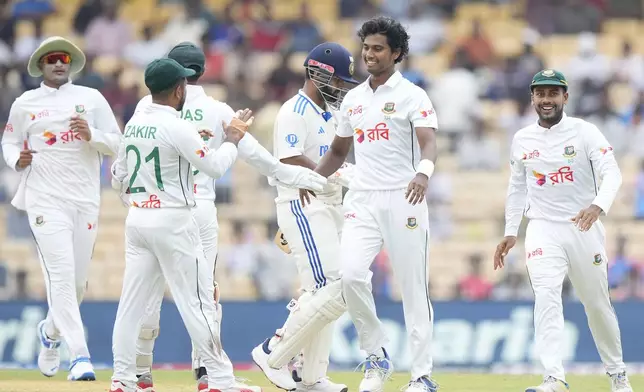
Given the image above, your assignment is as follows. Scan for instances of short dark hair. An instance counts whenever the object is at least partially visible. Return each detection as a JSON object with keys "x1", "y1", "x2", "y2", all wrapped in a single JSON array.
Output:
[
  {"x1": 151, "y1": 79, "x2": 182, "y2": 99},
  {"x1": 358, "y1": 16, "x2": 409, "y2": 64},
  {"x1": 186, "y1": 65, "x2": 202, "y2": 83}
]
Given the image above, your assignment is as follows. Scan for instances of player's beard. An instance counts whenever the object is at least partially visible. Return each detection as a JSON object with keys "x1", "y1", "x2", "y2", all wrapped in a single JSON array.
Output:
[
  {"x1": 177, "y1": 92, "x2": 186, "y2": 112},
  {"x1": 537, "y1": 104, "x2": 563, "y2": 126}
]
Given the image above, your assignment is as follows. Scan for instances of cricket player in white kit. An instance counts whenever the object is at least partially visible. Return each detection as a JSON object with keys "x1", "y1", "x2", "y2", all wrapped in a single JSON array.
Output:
[
  {"x1": 132, "y1": 43, "x2": 329, "y2": 392},
  {"x1": 250, "y1": 42, "x2": 357, "y2": 392},
  {"x1": 1, "y1": 36, "x2": 121, "y2": 381},
  {"x1": 109, "y1": 58, "x2": 327, "y2": 392},
  {"x1": 494, "y1": 69, "x2": 632, "y2": 392},
  {"x1": 255, "y1": 17, "x2": 440, "y2": 392}
]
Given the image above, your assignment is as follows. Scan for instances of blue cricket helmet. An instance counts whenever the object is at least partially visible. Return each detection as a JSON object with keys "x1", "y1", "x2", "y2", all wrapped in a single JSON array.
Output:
[{"x1": 303, "y1": 42, "x2": 358, "y2": 110}]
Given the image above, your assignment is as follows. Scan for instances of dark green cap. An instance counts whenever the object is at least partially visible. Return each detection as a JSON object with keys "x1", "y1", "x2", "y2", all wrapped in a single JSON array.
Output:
[
  {"x1": 167, "y1": 42, "x2": 206, "y2": 75},
  {"x1": 530, "y1": 69, "x2": 568, "y2": 90},
  {"x1": 144, "y1": 58, "x2": 196, "y2": 94}
]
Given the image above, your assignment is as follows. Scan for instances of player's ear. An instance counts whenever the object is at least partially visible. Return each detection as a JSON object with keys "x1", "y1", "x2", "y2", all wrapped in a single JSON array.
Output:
[{"x1": 563, "y1": 91, "x2": 569, "y2": 105}]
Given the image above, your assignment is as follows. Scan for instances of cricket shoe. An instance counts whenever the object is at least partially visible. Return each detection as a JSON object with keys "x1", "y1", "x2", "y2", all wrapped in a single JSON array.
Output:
[
  {"x1": 197, "y1": 375, "x2": 262, "y2": 392},
  {"x1": 402, "y1": 376, "x2": 439, "y2": 392},
  {"x1": 525, "y1": 376, "x2": 569, "y2": 392},
  {"x1": 358, "y1": 348, "x2": 394, "y2": 392},
  {"x1": 37, "y1": 319, "x2": 61, "y2": 377},
  {"x1": 110, "y1": 380, "x2": 136, "y2": 392},
  {"x1": 609, "y1": 371, "x2": 633, "y2": 392},
  {"x1": 252, "y1": 339, "x2": 296, "y2": 391},
  {"x1": 137, "y1": 372, "x2": 155, "y2": 392},
  {"x1": 67, "y1": 356, "x2": 96, "y2": 381},
  {"x1": 296, "y1": 378, "x2": 348, "y2": 392}
]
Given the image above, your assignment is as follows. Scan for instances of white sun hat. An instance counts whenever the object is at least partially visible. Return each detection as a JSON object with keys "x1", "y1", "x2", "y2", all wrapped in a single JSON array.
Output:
[{"x1": 27, "y1": 36, "x2": 86, "y2": 77}]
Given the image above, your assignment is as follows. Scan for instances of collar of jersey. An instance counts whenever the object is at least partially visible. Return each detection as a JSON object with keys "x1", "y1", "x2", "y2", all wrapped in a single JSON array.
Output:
[
  {"x1": 364, "y1": 70, "x2": 403, "y2": 91},
  {"x1": 149, "y1": 102, "x2": 181, "y2": 117},
  {"x1": 536, "y1": 112, "x2": 568, "y2": 131},
  {"x1": 40, "y1": 80, "x2": 73, "y2": 93},
  {"x1": 297, "y1": 89, "x2": 330, "y2": 120}
]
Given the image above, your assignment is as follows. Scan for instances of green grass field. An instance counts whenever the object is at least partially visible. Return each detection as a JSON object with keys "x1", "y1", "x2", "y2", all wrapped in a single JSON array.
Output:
[{"x1": 0, "y1": 370, "x2": 642, "y2": 392}]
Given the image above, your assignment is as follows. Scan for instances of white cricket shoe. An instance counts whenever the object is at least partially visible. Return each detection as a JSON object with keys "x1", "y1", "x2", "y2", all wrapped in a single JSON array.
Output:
[
  {"x1": 296, "y1": 378, "x2": 348, "y2": 392},
  {"x1": 402, "y1": 376, "x2": 439, "y2": 392},
  {"x1": 110, "y1": 380, "x2": 136, "y2": 392},
  {"x1": 67, "y1": 356, "x2": 96, "y2": 381},
  {"x1": 610, "y1": 371, "x2": 633, "y2": 392},
  {"x1": 358, "y1": 348, "x2": 394, "y2": 392},
  {"x1": 525, "y1": 376, "x2": 570, "y2": 392},
  {"x1": 37, "y1": 319, "x2": 61, "y2": 377},
  {"x1": 252, "y1": 339, "x2": 296, "y2": 391}
]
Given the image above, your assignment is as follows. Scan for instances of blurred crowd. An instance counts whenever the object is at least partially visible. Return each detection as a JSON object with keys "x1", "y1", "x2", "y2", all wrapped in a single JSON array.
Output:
[{"x1": 2, "y1": 0, "x2": 644, "y2": 302}]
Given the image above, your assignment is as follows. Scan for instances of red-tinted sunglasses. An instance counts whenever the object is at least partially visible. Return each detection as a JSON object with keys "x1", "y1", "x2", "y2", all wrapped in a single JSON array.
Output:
[{"x1": 41, "y1": 52, "x2": 71, "y2": 65}]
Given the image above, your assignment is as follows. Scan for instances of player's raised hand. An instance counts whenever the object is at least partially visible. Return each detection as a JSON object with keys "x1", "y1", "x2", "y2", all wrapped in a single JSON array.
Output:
[
  {"x1": 70, "y1": 115, "x2": 91, "y2": 141},
  {"x1": 221, "y1": 118, "x2": 248, "y2": 146},
  {"x1": 571, "y1": 204, "x2": 602, "y2": 232},
  {"x1": 406, "y1": 173, "x2": 429, "y2": 205},
  {"x1": 494, "y1": 236, "x2": 517, "y2": 270},
  {"x1": 17, "y1": 140, "x2": 37, "y2": 169},
  {"x1": 235, "y1": 108, "x2": 254, "y2": 126}
]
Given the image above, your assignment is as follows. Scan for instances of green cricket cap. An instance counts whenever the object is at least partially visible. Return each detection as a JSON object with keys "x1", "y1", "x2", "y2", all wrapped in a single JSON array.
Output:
[
  {"x1": 530, "y1": 69, "x2": 568, "y2": 90},
  {"x1": 144, "y1": 58, "x2": 196, "y2": 94},
  {"x1": 167, "y1": 42, "x2": 205, "y2": 75}
]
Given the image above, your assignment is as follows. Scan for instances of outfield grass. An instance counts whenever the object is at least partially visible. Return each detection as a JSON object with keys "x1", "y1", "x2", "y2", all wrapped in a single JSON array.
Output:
[{"x1": 0, "y1": 370, "x2": 641, "y2": 391}]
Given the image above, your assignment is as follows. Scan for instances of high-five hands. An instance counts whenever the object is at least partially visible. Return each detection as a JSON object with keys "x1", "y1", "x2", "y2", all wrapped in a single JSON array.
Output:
[{"x1": 222, "y1": 108, "x2": 253, "y2": 145}]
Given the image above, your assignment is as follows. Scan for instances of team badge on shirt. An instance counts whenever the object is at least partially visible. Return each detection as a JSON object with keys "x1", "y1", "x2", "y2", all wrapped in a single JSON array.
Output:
[
  {"x1": 593, "y1": 253, "x2": 603, "y2": 265},
  {"x1": 35, "y1": 216, "x2": 44, "y2": 226},
  {"x1": 286, "y1": 134, "x2": 299, "y2": 147},
  {"x1": 75, "y1": 105, "x2": 86, "y2": 114},
  {"x1": 406, "y1": 217, "x2": 418, "y2": 229},
  {"x1": 382, "y1": 102, "x2": 396, "y2": 114},
  {"x1": 563, "y1": 145, "x2": 576, "y2": 159}
]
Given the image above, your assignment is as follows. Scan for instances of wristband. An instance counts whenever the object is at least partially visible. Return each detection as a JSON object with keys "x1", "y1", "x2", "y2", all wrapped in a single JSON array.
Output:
[{"x1": 417, "y1": 159, "x2": 435, "y2": 179}]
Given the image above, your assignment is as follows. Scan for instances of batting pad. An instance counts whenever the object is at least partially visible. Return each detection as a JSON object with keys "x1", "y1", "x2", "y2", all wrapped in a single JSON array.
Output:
[{"x1": 267, "y1": 280, "x2": 345, "y2": 368}]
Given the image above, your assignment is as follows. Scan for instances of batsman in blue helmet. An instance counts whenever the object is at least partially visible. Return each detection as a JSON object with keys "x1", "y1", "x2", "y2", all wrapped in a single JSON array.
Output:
[{"x1": 251, "y1": 42, "x2": 359, "y2": 392}]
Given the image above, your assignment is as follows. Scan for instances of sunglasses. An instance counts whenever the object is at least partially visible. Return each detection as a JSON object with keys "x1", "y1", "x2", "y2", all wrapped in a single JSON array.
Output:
[{"x1": 41, "y1": 52, "x2": 71, "y2": 65}]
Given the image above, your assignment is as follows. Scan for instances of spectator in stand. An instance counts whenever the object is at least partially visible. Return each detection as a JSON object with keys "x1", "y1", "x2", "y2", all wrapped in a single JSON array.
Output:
[
  {"x1": 553, "y1": 0, "x2": 602, "y2": 34},
  {"x1": 458, "y1": 126, "x2": 501, "y2": 171},
  {"x1": 13, "y1": 17, "x2": 44, "y2": 63},
  {"x1": 457, "y1": 254, "x2": 493, "y2": 300},
  {"x1": 264, "y1": 51, "x2": 302, "y2": 102},
  {"x1": 400, "y1": 55, "x2": 428, "y2": 89},
  {"x1": 73, "y1": 55, "x2": 105, "y2": 90},
  {"x1": 612, "y1": 40, "x2": 644, "y2": 88},
  {"x1": 586, "y1": 91, "x2": 628, "y2": 155},
  {"x1": 84, "y1": 0, "x2": 132, "y2": 57},
  {"x1": 73, "y1": 0, "x2": 102, "y2": 35},
  {"x1": 123, "y1": 25, "x2": 168, "y2": 69},
  {"x1": 285, "y1": 2, "x2": 323, "y2": 53},
  {"x1": 456, "y1": 19, "x2": 495, "y2": 69},
  {"x1": 634, "y1": 161, "x2": 644, "y2": 219}
]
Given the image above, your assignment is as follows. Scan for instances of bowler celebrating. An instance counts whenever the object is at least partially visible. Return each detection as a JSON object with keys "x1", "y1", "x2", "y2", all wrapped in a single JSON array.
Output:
[
  {"x1": 494, "y1": 69, "x2": 632, "y2": 392},
  {"x1": 1, "y1": 36, "x2": 121, "y2": 381}
]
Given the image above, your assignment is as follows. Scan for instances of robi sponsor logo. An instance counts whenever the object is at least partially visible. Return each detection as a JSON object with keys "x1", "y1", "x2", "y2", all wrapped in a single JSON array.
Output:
[
  {"x1": 355, "y1": 123, "x2": 390, "y2": 144},
  {"x1": 43, "y1": 131, "x2": 57, "y2": 145}
]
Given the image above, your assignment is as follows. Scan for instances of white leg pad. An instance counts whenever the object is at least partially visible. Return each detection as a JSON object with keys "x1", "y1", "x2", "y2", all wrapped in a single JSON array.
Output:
[
  {"x1": 267, "y1": 280, "x2": 345, "y2": 369},
  {"x1": 301, "y1": 321, "x2": 334, "y2": 385}
]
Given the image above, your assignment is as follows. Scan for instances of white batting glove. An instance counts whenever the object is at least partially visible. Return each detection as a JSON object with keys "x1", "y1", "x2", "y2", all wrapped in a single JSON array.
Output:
[
  {"x1": 273, "y1": 163, "x2": 327, "y2": 193},
  {"x1": 328, "y1": 162, "x2": 354, "y2": 189}
]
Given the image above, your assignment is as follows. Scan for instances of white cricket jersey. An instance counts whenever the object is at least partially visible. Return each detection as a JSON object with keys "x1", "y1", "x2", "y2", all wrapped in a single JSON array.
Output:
[
  {"x1": 504, "y1": 113, "x2": 622, "y2": 236},
  {"x1": 1, "y1": 81, "x2": 121, "y2": 213},
  {"x1": 336, "y1": 71, "x2": 438, "y2": 191},
  {"x1": 272, "y1": 90, "x2": 342, "y2": 204},
  {"x1": 111, "y1": 103, "x2": 238, "y2": 209},
  {"x1": 135, "y1": 85, "x2": 235, "y2": 201}
]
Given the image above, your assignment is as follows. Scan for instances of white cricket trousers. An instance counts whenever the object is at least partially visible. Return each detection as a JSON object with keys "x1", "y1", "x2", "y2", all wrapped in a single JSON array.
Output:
[
  {"x1": 275, "y1": 198, "x2": 343, "y2": 383},
  {"x1": 525, "y1": 219, "x2": 625, "y2": 381},
  {"x1": 27, "y1": 193, "x2": 98, "y2": 359},
  {"x1": 136, "y1": 199, "x2": 234, "y2": 387},
  {"x1": 340, "y1": 189, "x2": 433, "y2": 381},
  {"x1": 112, "y1": 207, "x2": 225, "y2": 389}
]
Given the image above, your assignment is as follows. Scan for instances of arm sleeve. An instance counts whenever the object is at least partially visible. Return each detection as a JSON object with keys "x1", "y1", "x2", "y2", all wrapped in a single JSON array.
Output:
[
  {"x1": 88, "y1": 91, "x2": 122, "y2": 156},
  {"x1": 274, "y1": 110, "x2": 309, "y2": 159},
  {"x1": 171, "y1": 120, "x2": 238, "y2": 179},
  {"x1": 238, "y1": 132, "x2": 279, "y2": 177},
  {"x1": 1, "y1": 101, "x2": 26, "y2": 172},
  {"x1": 585, "y1": 123, "x2": 622, "y2": 214},
  {"x1": 110, "y1": 137, "x2": 128, "y2": 190},
  {"x1": 504, "y1": 136, "x2": 528, "y2": 237},
  {"x1": 408, "y1": 89, "x2": 439, "y2": 129},
  {"x1": 336, "y1": 100, "x2": 353, "y2": 138}
]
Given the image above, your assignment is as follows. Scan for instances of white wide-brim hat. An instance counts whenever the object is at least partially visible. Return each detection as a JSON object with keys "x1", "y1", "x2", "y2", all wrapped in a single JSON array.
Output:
[{"x1": 27, "y1": 36, "x2": 86, "y2": 77}]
